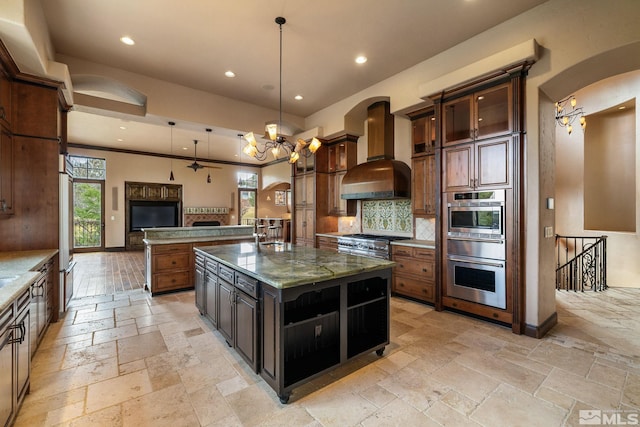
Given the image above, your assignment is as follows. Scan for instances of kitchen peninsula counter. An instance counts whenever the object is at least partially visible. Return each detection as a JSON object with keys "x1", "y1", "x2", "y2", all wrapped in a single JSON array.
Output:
[
  {"x1": 142, "y1": 225, "x2": 253, "y2": 295},
  {"x1": 194, "y1": 243, "x2": 394, "y2": 403}
]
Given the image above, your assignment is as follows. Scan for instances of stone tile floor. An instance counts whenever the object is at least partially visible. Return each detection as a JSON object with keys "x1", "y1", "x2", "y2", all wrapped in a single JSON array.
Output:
[{"x1": 14, "y1": 287, "x2": 640, "y2": 426}]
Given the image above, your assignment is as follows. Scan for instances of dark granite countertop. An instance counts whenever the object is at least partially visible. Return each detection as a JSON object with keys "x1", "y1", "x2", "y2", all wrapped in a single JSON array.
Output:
[{"x1": 195, "y1": 242, "x2": 394, "y2": 289}]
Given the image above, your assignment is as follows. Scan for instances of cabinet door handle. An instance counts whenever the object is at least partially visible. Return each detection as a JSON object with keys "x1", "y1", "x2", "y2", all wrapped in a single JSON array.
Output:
[
  {"x1": 9, "y1": 321, "x2": 26, "y2": 344},
  {"x1": 0, "y1": 106, "x2": 5, "y2": 120}
]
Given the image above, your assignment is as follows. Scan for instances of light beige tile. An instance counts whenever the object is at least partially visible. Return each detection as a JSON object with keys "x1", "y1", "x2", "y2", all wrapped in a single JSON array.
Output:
[
  {"x1": 302, "y1": 389, "x2": 379, "y2": 426},
  {"x1": 429, "y1": 361, "x2": 500, "y2": 403},
  {"x1": 472, "y1": 383, "x2": 567, "y2": 427},
  {"x1": 362, "y1": 398, "x2": 439, "y2": 426},
  {"x1": 121, "y1": 383, "x2": 200, "y2": 427},
  {"x1": 114, "y1": 304, "x2": 153, "y2": 322},
  {"x1": 93, "y1": 323, "x2": 139, "y2": 345},
  {"x1": 425, "y1": 400, "x2": 482, "y2": 426},
  {"x1": 439, "y1": 390, "x2": 479, "y2": 416},
  {"x1": 225, "y1": 383, "x2": 283, "y2": 425},
  {"x1": 189, "y1": 385, "x2": 238, "y2": 426},
  {"x1": 68, "y1": 405, "x2": 123, "y2": 427},
  {"x1": 529, "y1": 341, "x2": 596, "y2": 376},
  {"x1": 73, "y1": 308, "x2": 114, "y2": 324},
  {"x1": 454, "y1": 349, "x2": 546, "y2": 393},
  {"x1": 117, "y1": 330, "x2": 167, "y2": 364},
  {"x1": 588, "y1": 361, "x2": 628, "y2": 389},
  {"x1": 623, "y1": 373, "x2": 640, "y2": 407},
  {"x1": 535, "y1": 386, "x2": 576, "y2": 411},
  {"x1": 85, "y1": 369, "x2": 153, "y2": 413},
  {"x1": 177, "y1": 357, "x2": 237, "y2": 394},
  {"x1": 359, "y1": 384, "x2": 397, "y2": 408},
  {"x1": 61, "y1": 340, "x2": 117, "y2": 369},
  {"x1": 377, "y1": 364, "x2": 451, "y2": 411},
  {"x1": 43, "y1": 400, "x2": 85, "y2": 426},
  {"x1": 543, "y1": 367, "x2": 621, "y2": 408},
  {"x1": 13, "y1": 387, "x2": 86, "y2": 426},
  {"x1": 375, "y1": 350, "x2": 417, "y2": 374},
  {"x1": 216, "y1": 375, "x2": 249, "y2": 396}
]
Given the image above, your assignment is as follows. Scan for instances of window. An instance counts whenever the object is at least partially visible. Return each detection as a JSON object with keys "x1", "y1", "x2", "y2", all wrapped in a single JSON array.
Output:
[
  {"x1": 237, "y1": 172, "x2": 258, "y2": 189},
  {"x1": 237, "y1": 172, "x2": 258, "y2": 224},
  {"x1": 69, "y1": 155, "x2": 106, "y2": 180}
]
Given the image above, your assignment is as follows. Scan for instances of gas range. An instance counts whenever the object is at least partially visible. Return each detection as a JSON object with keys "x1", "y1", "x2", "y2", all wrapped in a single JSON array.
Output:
[{"x1": 337, "y1": 234, "x2": 411, "y2": 259}]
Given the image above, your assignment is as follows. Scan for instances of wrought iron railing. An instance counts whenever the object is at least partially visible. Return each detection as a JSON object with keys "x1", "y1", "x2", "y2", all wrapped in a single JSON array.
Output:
[
  {"x1": 556, "y1": 234, "x2": 607, "y2": 292},
  {"x1": 74, "y1": 218, "x2": 101, "y2": 248}
]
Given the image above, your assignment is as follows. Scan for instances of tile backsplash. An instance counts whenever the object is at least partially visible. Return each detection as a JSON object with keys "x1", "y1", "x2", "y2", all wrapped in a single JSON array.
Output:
[
  {"x1": 415, "y1": 217, "x2": 436, "y2": 241},
  {"x1": 362, "y1": 199, "x2": 412, "y2": 236}
]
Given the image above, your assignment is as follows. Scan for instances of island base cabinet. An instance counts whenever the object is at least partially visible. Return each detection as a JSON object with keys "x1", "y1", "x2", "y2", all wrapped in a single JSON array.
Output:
[
  {"x1": 260, "y1": 269, "x2": 390, "y2": 404},
  {"x1": 234, "y1": 290, "x2": 258, "y2": 373},
  {"x1": 217, "y1": 279, "x2": 234, "y2": 345}
]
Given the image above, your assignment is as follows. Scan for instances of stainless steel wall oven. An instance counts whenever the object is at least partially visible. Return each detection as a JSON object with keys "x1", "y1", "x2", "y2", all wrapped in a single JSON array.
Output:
[{"x1": 446, "y1": 190, "x2": 507, "y2": 310}]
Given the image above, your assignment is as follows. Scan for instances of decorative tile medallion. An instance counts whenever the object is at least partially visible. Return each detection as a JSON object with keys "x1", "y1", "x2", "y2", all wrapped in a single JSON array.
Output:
[{"x1": 362, "y1": 199, "x2": 413, "y2": 234}]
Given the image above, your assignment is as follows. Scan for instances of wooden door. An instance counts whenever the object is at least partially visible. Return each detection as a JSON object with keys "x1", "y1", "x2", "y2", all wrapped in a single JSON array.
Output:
[
  {"x1": 234, "y1": 291, "x2": 258, "y2": 372},
  {"x1": 205, "y1": 273, "x2": 217, "y2": 327},
  {"x1": 442, "y1": 95, "x2": 473, "y2": 146},
  {"x1": 412, "y1": 157, "x2": 428, "y2": 214},
  {"x1": 425, "y1": 155, "x2": 437, "y2": 215}
]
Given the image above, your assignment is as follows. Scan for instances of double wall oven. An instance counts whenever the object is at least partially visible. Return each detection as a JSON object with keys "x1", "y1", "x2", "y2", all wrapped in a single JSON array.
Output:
[{"x1": 446, "y1": 189, "x2": 507, "y2": 309}]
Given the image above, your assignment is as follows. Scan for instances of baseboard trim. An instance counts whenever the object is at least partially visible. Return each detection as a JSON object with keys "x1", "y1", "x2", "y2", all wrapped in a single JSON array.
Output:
[
  {"x1": 104, "y1": 247, "x2": 126, "y2": 252},
  {"x1": 524, "y1": 311, "x2": 558, "y2": 339}
]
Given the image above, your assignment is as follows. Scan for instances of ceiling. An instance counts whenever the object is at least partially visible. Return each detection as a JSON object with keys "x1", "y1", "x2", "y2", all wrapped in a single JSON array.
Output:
[{"x1": 39, "y1": 0, "x2": 549, "y2": 165}]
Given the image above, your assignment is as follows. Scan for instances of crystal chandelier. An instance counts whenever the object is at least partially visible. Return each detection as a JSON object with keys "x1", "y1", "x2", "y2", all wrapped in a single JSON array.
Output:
[
  {"x1": 242, "y1": 17, "x2": 321, "y2": 163},
  {"x1": 555, "y1": 95, "x2": 586, "y2": 135}
]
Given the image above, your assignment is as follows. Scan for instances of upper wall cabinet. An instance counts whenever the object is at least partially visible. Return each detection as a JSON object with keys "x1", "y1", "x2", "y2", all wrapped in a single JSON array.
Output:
[
  {"x1": 12, "y1": 82, "x2": 58, "y2": 139},
  {"x1": 409, "y1": 109, "x2": 436, "y2": 156},
  {"x1": 0, "y1": 67, "x2": 11, "y2": 130},
  {"x1": 0, "y1": 128, "x2": 13, "y2": 215},
  {"x1": 442, "y1": 82, "x2": 512, "y2": 146}
]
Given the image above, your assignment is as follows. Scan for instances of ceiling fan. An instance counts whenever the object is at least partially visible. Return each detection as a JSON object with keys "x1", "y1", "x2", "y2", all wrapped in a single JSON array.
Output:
[{"x1": 186, "y1": 139, "x2": 220, "y2": 171}]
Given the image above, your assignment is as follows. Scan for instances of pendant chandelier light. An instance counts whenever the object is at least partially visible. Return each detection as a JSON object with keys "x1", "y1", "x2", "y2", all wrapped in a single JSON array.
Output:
[
  {"x1": 242, "y1": 16, "x2": 321, "y2": 163},
  {"x1": 555, "y1": 95, "x2": 586, "y2": 135},
  {"x1": 168, "y1": 121, "x2": 175, "y2": 181}
]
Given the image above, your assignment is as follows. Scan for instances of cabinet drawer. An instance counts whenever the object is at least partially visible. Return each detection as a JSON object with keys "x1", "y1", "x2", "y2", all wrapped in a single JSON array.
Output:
[
  {"x1": 205, "y1": 259, "x2": 218, "y2": 275},
  {"x1": 153, "y1": 243, "x2": 191, "y2": 254},
  {"x1": 394, "y1": 258, "x2": 434, "y2": 280},
  {"x1": 391, "y1": 245, "x2": 434, "y2": 260},
  {"x1": 393, "y1": 276, "x2": 434, "y2": 302},
  {"x1": 219, "y1": 264, "x2": 235, "y2": 284},
  {"x1": 235, "y1": 272, "x2": 259, "y2": 299},
  {"x1": 153, "y1": 271, "x2": 191, "y2": 292},
  {"x1": 154, "y1": 252, "x2": 191, "y2": 271}
]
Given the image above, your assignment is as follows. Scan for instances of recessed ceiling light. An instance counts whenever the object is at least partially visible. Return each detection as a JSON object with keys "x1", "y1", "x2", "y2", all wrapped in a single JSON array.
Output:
[
  {"x1": 117, "y1": 138, "x2": 123, "y2": 142},
  {"x1": 119, "y1": 126, "x2": 126, "y2": 130},
  {"x1": 619, "y1": 106, "x2": 626, "y2": 110},
  {"x1": 120, "y1": 36, "x2": 135, "y2": 46},
  {"x1": 182, "y1": 147, "x2": 189, "y2": 151},
  {"x1": 294, "y1": 95, "x2": 303, "y2": 100},
  {"x1": 355, "y1": 56, "x2": 367, "y2": 64},
  {"x1": 225, "y1": 70, "x2": 236, "y2": 78}
]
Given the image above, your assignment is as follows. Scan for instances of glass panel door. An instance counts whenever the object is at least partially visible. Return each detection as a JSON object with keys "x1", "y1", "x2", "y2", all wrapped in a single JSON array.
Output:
[
  {"x1": 239, "y1": 189, "x2": 256, "y2": 225},
  {"x1": 73, "y1": 180, "x2": 104, "y2": 251}
]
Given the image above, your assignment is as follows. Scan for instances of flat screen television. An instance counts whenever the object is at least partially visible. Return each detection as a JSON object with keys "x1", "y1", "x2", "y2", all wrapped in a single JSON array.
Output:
[{"x1": 130, "y1": 201, "x2": 179, "y2": 231}]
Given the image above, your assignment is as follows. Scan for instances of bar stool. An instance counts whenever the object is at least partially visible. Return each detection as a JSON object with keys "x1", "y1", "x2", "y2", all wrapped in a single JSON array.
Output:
[{"x1": 267, "y1": 219, "x2": 282, "y2": 242}]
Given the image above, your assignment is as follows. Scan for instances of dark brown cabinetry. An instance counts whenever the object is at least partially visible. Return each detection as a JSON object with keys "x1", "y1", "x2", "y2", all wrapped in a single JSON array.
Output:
[
  {"x1": 0, "y1": 303, "x2": 14, "y2": 427},
  {"x1": 0, "y1": 128, "x2": 13, "y2": 215},
  {"x1": 11, "y1": 81, "x2": 58, "y2": 139},
  {"x1": 0, "y1": 66, "x2": 11, "y2": 130},
  {"x1": 316, "y1": 236, "x2": 338, "y2": 251},
  {"x1": 125, "y1": 181, "x2": 183, "y2": 250},
  {"x1": 442, "y1": 82, "x2": 512, "y2": 146},
  {"x1": 392, "y1": 245, "x2": 435, "y2": 303},
  {"x1": 327, "y1": 139, "x2": 356, "y2": 216},
  {"x1": 442, "y1": 137, "x2": 512, "y2": 192},
  {"x1": 214, "y1": 264, "x2": 259, "y2": 372},
  {"x1": 411, "y1": 155, "x2": 436, "y2": 215},
  {"x1": 294, "y1": 172, "x2": 316, "y2": 247},
  {"x1": 409, "y1": 108, "x2": 437, "y2": 216}
]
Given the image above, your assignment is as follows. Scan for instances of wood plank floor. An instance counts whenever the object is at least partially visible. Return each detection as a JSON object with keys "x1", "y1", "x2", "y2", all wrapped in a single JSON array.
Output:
[{"x1": 72, "y1": 251, "x2": 146, "y2": 298}]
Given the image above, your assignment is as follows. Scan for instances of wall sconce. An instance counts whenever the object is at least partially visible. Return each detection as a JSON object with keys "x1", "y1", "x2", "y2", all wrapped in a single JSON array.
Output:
[{"x1": 555, "y1": 95, "x2": 586, "y2": 135}]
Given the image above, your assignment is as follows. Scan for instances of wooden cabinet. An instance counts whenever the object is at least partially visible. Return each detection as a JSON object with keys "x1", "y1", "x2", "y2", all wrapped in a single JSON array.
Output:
[
  {"x1": 0, "y1": 303, "x2": 14, "y2": 426},
  {"x1": 0, "y1": 128, "x2": 13, "y2": 215},
  {"x1": 327, "y1": 139, "x2": 356, "y2": 216},
  {"x1": 204, "y1": 260, "x2": 218, "y2": 328},
  {"x1": 410, "y1": 109, "x2": 436, "y2": 155},
  {"x1": 29, "y1": 259, "x2": 54, "y2": 357},
  {"x1": 194, "y1": 253, "x2": 205, "y2": 314},
  {"x1": 11, "y1": 81, "x2": 58, "y2": 139},
  {"x1": 442, "y1": 82, "x2": 512, "y2": 146},
  {"x1": 147, "y1": 243, "x2": 192, "y2": 295},
  {"x1": 0, "y1": 67, "x2": 11, "y2": 130},
  {"x1": 412, "y1": 155, "x2": 436, "y2": 215},
  {"x1": 316, "y1": 235, "x2": 338, "y2": 251},
  {"x1": 294, "y1": 173, "x2": 316, "y2": 247},
  {"x1": 125, "y1": 181, "x2": 183, "y2": 250},
  {"x1": 392, "y1": 245, "x2": 435, "y2": 303},
  {"x1": 215, "y1": 264, "x2": 259, "y2": 372},
  {"x1": 442, "y1": 137, "x2": 512, "y2": 192}
]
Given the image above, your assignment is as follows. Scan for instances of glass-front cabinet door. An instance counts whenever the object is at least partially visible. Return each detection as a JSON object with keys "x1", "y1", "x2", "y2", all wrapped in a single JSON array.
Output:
[{"x1": 476, "y1": 83, "x2": 512, "y2": 140}]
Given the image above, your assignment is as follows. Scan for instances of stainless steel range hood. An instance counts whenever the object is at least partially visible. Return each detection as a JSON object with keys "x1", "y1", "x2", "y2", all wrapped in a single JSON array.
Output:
[{"x1": 341, "y1": 101, "x2": 411, "y2": 200}]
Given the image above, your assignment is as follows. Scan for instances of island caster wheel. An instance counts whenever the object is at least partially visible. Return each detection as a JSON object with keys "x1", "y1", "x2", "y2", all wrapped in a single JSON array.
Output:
[
  {"x1": 376, "y1": 347, "x2": 385, "y2": 356},
  {"x1": 278, "y1": 393, "x2": 290, "y2": 404}
]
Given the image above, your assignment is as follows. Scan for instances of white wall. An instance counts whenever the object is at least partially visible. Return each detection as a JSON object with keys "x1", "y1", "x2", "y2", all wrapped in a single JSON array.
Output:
[
  {"x1": 69, "y1": 147, "x2": 259, "y2": 248},
  {"x1": 555, "y1": 70, "x2": 640, "y2": 287}
]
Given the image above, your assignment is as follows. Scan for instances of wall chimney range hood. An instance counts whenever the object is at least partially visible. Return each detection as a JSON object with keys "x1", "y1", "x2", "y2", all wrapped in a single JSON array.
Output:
[{"x1": 341, "y1": 101, "x2": 411, "y2": 200}]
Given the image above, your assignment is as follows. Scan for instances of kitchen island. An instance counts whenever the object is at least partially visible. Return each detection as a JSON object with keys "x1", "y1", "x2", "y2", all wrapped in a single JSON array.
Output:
[{"x1": 194, "y1": 242, "x2": 394, "y2": 403}]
